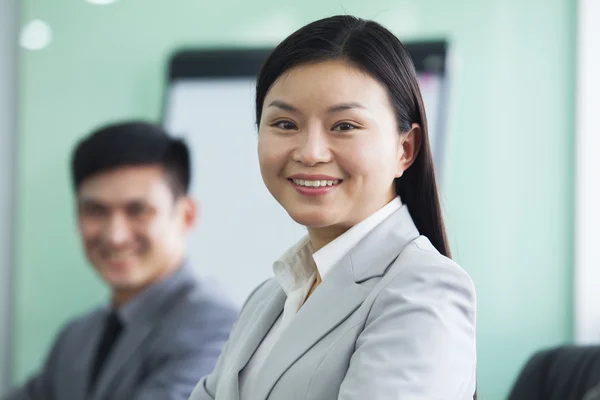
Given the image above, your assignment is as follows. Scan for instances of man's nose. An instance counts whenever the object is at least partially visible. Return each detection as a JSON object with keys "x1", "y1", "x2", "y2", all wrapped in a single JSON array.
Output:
[{"x1": 103, "y1": 214, "x2": 132, "y2": 247}]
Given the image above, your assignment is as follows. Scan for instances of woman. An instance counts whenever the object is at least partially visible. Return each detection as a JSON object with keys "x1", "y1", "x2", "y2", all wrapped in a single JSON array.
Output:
[{"x1": 190, "y1": 15, "x2": 477, "y2": 400}]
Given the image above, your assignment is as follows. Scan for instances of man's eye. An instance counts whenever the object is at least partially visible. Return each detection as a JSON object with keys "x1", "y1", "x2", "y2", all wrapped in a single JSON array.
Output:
[
  {"x1": 127, "y1": 204, "x2": 147, "y2": 217},
  {"x1": 81, "y1": 205, "x2": 106, "y2": 217}
]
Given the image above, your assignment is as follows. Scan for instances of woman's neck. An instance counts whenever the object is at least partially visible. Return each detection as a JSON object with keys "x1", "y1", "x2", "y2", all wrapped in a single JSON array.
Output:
[{"x1": 307, "y1": 225, "x2": 348, "y2": 252}]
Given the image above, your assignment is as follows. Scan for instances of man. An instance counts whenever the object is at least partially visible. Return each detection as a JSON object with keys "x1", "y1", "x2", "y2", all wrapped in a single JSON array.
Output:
[{"x1": 3, "y1": 121, "x2": 238, "y2": 400}]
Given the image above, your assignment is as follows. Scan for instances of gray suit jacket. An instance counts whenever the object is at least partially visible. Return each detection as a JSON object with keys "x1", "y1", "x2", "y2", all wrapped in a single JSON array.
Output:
[
  {"x1": 4, "y1": 264, "x2": 238, "y2": 400},
  {"x1": 189, "y1": 205, "x2": 477, "y2": 400}
]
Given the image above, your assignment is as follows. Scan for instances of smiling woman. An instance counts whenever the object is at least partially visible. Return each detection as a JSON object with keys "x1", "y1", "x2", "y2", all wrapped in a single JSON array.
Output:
[
  {"x1": 257, "y1": 60, "x2": 414, "y2": 248},
  {"x1": 188, "y1": 15, "x2": 477, "y2": 400}
]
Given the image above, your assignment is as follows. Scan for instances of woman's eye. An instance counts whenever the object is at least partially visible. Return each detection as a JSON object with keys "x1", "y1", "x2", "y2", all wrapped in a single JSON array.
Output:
[
  {"x1": 273, "y1": 121, "x2": 297, "y2": 130},
  {"x1": 333, "y1": 122, "x2": 358, "y2": 132}
]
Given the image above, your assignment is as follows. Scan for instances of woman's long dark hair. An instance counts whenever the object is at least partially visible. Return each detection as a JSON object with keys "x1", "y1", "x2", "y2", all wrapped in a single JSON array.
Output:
[{"x1": 255, "y1": 15, "x2": 451, "y2": 259}]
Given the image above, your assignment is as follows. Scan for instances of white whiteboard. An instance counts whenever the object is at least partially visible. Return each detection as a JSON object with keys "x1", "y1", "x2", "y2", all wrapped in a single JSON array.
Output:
[{"x1": 164, "y1": 79, "x2": 306, "y2": 306}]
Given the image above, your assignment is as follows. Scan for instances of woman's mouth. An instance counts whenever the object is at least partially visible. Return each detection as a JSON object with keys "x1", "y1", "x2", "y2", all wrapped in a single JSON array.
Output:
[{"x1": 287, "y1": 175, "x2": 343, "y2": 196}]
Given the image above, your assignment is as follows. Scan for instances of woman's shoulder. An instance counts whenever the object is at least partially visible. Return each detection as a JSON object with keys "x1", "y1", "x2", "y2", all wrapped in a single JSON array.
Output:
[
  {"x1": 359, "y1": 235, "x2": 477, "y2": 332},
  {"x1": 379, "y1": 235, "x2": 476, "y2": 303}
]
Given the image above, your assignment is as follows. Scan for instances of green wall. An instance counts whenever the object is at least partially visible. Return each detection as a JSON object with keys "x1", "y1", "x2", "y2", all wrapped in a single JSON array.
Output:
[{"x1": 15, "y1": 0, "x2": 575, "y2": 398}]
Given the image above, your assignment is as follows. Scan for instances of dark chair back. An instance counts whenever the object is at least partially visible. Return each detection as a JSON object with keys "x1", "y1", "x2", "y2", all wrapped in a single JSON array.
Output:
[{"x1": 508, "y1": 345, "x2": 600, "y2": 400}]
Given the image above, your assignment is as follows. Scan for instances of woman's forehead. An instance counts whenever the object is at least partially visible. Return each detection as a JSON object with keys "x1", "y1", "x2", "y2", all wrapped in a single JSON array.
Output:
[{"x1": 265, "y1": 60, "x2": 390, "y2": 111}]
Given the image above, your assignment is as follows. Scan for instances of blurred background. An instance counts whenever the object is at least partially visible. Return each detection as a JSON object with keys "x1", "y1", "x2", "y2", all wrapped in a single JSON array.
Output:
[{"x1": 1, "y1": 0, "x2": 598, "y2": 399}]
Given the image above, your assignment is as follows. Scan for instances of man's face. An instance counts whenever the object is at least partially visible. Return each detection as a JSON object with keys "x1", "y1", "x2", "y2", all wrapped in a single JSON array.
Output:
[{"x1": 77, "y1": 165, "x2": 195, "y2": 295}]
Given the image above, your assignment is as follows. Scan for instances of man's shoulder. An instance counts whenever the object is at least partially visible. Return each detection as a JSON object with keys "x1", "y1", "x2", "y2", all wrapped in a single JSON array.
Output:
[
  {"x1": 147, "y1": 276, "x2": 238, "y2": 351},
  {"x1": 166, "y1": 274, "x2": 239, "y2": 324},
  {"x1": 51, "y1": 306, "x2": 106, "y2": 344},
  {"x1": 184, "y1": 274, "x2": 236, "y2": 306}
]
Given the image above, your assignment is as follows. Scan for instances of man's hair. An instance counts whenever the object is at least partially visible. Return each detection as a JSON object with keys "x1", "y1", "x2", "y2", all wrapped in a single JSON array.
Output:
[{"x1": 71, "y1": 121, "x2": 191, "y2": 197}]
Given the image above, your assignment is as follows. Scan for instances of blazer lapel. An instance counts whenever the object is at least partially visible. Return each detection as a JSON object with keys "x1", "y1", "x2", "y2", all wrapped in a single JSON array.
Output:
[
  {"x1": 350, "y1": 205, "x2": 420, "y2": 282},
  {"x1": 253, "y1": 205, "x2": 420, "y2": 400},
  {"x1": 90, "y1": 322, "x2": 153, "y2": 400},
  {"x1": 89, "y1": 263, "x2": 197, "y2": 400},
  {"x1": 253, "y1": 257, "x2": 370, "y2": 400},
  {"x1": 222, "y1": 286, "x2": 286, "y2": 400},
  {"x1": 69, "y1": 312, "x2": 105, "y2": 399}
]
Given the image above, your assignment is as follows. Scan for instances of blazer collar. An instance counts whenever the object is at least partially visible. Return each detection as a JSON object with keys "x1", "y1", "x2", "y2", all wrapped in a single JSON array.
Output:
[{"x1": 349, "y1": 204, "x2": 420, "y2": 283}]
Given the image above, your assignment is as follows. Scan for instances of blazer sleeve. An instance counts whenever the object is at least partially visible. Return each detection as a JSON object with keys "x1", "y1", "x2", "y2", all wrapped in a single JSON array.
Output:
[
  {"x1": 188, "y1": 279, "x2": 270, "y2": 400},
  {"x1": 132, "y1": 300, "x2": 238, "y2": 400},
  {"x1": 337, "y1": 249, "x2": 477, "y2": 400},
  {"x1": 1, "y1": 322, "x2": 72, "y2": 400}
]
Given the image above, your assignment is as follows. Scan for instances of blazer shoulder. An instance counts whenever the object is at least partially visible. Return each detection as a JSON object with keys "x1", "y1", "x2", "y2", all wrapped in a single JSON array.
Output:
[
  {"x1": 379, "y1": 236, "x2": 476, "y2": 303},
  {"x1": 148, "y1": 279, "x2": 239, "y2": 353},
  {"x1": 50, "y1": 306, "x2": 106, "y2": 346},
  {"x1": 188, "y1": 278, "x2": 237, "y2": 309},
  {"x1": 398, "y1": 236, "x2": 472, "y2": 279},
  {"x1": 71, "y1": 306, "x2": 106, "y2": 325},
  {"x1": 169, "y1": 277, "x2": 240, "y2": 325}
]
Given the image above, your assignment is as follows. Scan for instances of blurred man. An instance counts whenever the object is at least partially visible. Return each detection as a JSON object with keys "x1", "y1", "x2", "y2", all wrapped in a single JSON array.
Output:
[{"x1": 3, "y1": 121, "x2": 237, "y2": 400}]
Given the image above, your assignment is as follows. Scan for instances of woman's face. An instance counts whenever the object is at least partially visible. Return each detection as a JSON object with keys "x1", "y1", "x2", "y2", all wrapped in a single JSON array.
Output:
[{"x1": 257, "y1": 60, "x2": 418, "y2": 237}]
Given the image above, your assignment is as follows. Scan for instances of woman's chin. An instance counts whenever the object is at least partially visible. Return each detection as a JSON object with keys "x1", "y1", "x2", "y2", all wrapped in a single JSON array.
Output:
[{"x1": 286, "y1": 209, "x2": 337, "y2": 228}]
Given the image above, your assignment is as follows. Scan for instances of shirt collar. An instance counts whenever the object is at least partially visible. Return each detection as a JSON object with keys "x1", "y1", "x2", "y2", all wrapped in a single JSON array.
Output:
[
  {"x1": 273, "y1": 196, "x2": 402, "y2": 296},
  {"x1": 115, "y1": 260, "x2": 193, "y2": 325},
  {"x1": 273, "y1": 236, "x2": 315, "y2": 296}
]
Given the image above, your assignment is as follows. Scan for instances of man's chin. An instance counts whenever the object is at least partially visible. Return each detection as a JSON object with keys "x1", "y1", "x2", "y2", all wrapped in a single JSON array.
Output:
[
  {"x1": 104, "y1": 276, "x2": 138, "y2": 290},
  {"x1": 97, "y1": 267, "x2": 140, "y2": 289}
]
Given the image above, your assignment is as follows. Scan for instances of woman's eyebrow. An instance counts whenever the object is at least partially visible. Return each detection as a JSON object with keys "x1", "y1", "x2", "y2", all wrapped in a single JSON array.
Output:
[
  {"x1": 267, "y1": 100, "x2": 301, "y2": 114},
  {"x1": 326, "y1": 102, "x2": 366, "y2": 113},
  {"x1": 267, "y1": 100, "x2": 367, "y2": 115}
]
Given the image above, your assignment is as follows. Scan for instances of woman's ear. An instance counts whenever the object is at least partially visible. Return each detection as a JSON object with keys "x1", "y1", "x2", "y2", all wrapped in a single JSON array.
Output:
[{"x1": 395, "y1": 123, "x2": 422, "y2": 178}]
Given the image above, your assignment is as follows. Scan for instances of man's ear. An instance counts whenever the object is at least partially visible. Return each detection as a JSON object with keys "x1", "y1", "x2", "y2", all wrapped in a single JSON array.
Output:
[
  {"x1": 395, "y1": 123, "x2": 422, "y2": 178},
  {"x1": 179, "y1": 196, "x2": 198, "y2": 232}
]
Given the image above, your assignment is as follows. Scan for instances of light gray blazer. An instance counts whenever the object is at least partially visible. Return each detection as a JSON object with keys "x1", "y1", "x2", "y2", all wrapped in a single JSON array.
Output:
[
  {"x1": 3, "y1": 264, "x2": 238, "y2": 400},
  {"x1": 189, "y1": 205, "x2": 477, "y2": 400}
]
